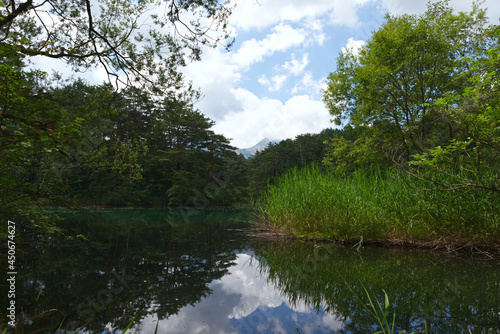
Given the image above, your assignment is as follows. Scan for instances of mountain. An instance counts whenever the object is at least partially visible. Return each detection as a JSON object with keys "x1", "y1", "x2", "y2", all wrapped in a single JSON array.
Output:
[{"x1": 236, "y1": 138, "x2": 275, "y2": 158}]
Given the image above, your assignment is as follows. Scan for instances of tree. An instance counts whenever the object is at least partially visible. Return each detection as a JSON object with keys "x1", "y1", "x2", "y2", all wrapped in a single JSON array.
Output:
[
  {"x1": 323, "y1": 1, "x2": 494, "y2": 160},
  {"x1": 0, "y1": 49, "x2": 84, "y2": 230},
  {"x1": 408, "y1": 47, "x2": 500, "y2": 195},
  {"x1": 322, "y1": 1, "x2": 499, "y2": 201},
  {"x1": 0, "y1": 0, "x2": 233, "y2": 93},
  {"x1": 247, "y1": 129, "x2": 338, "y2": 197},
  {"x1": 0, "y1": 0, "x2": 234, "y2": 227}
]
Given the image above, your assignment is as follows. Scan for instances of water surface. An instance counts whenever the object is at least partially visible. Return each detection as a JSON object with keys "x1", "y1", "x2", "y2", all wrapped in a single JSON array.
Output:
[{"x1": 3, "y1": 209, "x2": 499, "y2": 333}]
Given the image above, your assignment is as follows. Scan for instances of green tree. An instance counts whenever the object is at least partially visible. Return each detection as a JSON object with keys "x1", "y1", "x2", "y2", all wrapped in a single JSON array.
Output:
[
  {"x1": 409, "y1": 47, "x2": 500, "y2": 194},
  {"x1": 0, "y1": 0, "x2": 233, "y2": 93},
  {"x1": 323, "y1": 1, "x2": 494, "y2": 160},
  {"x1": 322, "y1": 124, "x2": 395, "y2": 172},
  {"x1": 0, "y1": 49, "x2": 84, "y2": 230},
  {"x1": 0, "y1": 0, "x2": 234, "y2": 227},
  {"x1": 247, "y1": 129, "x2": 337, "y2": 198},
  {"x1": 322, "y1": 1, "x2": 499, "y2": 203}
]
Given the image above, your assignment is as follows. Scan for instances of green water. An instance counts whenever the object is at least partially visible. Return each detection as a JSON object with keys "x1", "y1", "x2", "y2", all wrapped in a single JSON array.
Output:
[{"x1": 1, "y1": 209, "x2": 499, "y2": 333}]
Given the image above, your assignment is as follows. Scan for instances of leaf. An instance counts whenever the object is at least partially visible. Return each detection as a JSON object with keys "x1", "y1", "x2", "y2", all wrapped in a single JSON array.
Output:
[
  {"x1": 383, "y1": 289, "x2": 390, "y2": 313},
  {"x1": 122, "y1": 314, "x2": 139, "y2": 333}
]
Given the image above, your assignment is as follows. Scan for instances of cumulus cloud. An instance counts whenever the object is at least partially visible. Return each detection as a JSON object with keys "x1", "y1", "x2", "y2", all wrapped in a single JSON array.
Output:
[
  {"x1": 381, "y1": 0, "x2": 500, "y2": 21},
  {"x1": 258, "y1": 74, "x2": 288, "y2": 92},
  {"x1": 30, "y1": 55, "x2": 111, "y2": 86},
  {"x1": 183, "y1": 22, "x2": 326, "y2": 120},
  {"x1": 232, "y1": 23, "x2": 308, "y2": 70},
  {"x1": 213, "y1": 89, "x2": 332, "y2": 148},
  {"x1": 229, "y1": 0, "x2": 375, "y2": 31},
  {"x1": 291, "y1": 71, "x2": 326, "y2": 98},
  {"x1": 185, "y1": 0, "x2": 500, "y2": 149}
]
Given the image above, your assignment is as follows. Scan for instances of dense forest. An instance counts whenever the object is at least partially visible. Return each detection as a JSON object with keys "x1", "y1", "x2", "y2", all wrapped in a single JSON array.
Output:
[
  {"x1": 0, "y1": 42, "x2": 340, "y2": 232},
  {"x1": 0, "y1": 0, "x2": 235, "y2": 233}
]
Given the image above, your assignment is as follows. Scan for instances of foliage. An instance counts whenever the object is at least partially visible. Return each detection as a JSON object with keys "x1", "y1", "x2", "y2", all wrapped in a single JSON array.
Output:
[
  {"x1": 0, "y1": 49, "x2": 81, "y2": 231},
  {"x1": 258, "y1": 166, "x2": 499, "y2": 242},
  {"x1": 323, "y1": 0, "x2": 495, "y2": 161},
  {"x1": 0, "y1": 0, "x2": 233, "y2": 94},
  {"x1": 48, "y1": 80, "x2": 243, "y2": 207},
  {"x1": 0, "y1": 0, "x2": 235, "y2": 231},
  {"x1": 323, "y1": 125, "x2": 393, "y2": 172},
  {"x1": 320, "y1": 0, "x2": 499, "y2": 212},
  {"x1": 0, "y1": 75, "x2": 245, "y2": 229},
  {"x1": 246, "y1": 129, "x2": 338, "y2": 198},
  {"x1": 408, "y1": 48, "x2": 500, "y2": 195}
]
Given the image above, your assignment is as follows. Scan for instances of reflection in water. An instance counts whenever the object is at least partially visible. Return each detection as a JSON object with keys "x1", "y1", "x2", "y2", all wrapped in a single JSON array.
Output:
[
  {"x1": 2, "y1": 209, "x2": 499, "y2": 333},
  {"x1": 254, "y1": 240, "x2": 500, "y2": 333},
  {"x1": 148, "y1": 253, "x2": 343, "y2": 333}
]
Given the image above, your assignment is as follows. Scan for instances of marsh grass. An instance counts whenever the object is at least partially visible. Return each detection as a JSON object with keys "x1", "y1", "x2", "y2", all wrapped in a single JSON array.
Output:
[
  {"x1": 350, "y1": 284, "x2": 428, "y2": 334},
  {"x1": 257, "y1": 166, "x2": 499, "y2": 245}
]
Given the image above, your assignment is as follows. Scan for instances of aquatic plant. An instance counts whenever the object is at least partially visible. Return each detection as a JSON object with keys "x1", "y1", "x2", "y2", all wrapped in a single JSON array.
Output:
[{"x1": 257, "y1": 165, "x2": 499, "y2": 247}]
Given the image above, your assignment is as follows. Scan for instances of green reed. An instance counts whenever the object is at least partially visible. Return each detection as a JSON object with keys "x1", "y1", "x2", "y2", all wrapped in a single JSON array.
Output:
[{"x1": 257, "y1": 166, "x2": 499, "y2": 243}]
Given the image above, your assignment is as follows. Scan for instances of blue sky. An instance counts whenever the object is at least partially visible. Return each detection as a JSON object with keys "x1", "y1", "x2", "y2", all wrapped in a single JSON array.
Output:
[{"x1": 182, "y1": 0, "x2": 500, "y2": 148}]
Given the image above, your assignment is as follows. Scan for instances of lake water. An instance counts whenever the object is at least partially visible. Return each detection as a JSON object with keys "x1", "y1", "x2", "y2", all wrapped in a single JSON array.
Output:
[{"x1": 3, "y1": 209, "x2": 500, "y2": 333}]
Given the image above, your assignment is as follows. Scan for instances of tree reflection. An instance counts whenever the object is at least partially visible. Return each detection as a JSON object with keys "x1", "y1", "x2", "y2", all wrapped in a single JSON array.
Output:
[
  {"x1": 254, "y1": 240, "x2": 500, "y2": 333},
  {"x1": 8, "y1": 209, "x2": 251, "y2": 333}
]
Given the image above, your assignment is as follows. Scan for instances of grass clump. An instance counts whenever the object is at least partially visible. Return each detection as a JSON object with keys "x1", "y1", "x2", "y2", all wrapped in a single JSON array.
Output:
[{"x1": 257, "y1": 166, "x2": 499, "y2": 246}]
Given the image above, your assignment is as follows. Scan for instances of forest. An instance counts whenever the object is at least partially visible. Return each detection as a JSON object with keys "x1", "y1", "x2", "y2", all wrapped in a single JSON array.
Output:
[{"x1": 0, "y1": 0, "x2": 499, "y2": 247}]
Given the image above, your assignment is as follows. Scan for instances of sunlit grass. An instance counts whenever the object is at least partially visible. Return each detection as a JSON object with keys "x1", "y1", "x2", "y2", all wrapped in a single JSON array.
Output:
[{"x1": 257, "y1": 166, "x2": 499, "y2": 244}]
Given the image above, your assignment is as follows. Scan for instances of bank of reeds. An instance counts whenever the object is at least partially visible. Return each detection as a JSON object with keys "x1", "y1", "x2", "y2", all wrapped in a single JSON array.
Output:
[{"x1": 257, "y1": 166, "x2": 499, "y2": 249}]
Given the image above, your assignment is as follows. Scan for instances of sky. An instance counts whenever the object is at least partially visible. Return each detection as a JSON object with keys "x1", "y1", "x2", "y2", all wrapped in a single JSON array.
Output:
[
  {"x1": 31, "y1": 0, "x2": 500, "y2": 149},
  {"x1": 181, "y1": 0, "x2": 500, "y2": 148}
]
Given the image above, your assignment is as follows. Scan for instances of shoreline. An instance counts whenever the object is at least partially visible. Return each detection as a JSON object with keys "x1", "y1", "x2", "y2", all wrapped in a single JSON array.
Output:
[{"x1": 252, "y1": 222, "x2": 500, "y2": 259}]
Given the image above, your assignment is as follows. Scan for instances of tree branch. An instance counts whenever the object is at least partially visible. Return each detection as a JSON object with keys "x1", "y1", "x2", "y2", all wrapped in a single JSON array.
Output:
[{"x1": 0, "y1": 0, "x2": 33, "y2": 29}]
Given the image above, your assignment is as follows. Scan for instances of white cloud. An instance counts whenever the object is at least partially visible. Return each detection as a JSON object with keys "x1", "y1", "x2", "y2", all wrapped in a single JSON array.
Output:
[
  {"x1": 229, "y1": 0, "x2": 375, "y2": 31},
  {"x1": 282, "y1": 54, "x2": 309, "y2": 76},
  {"x1": 213, "y1": 89, "x2": 332, "y2": 148},
  {"x1": 256, "y1": 53, "x2": 315, "y2": 93},
  {"x1": 258, "y1": 74, "x2": 288, "y2": 92},
  {"x1": 182, "y1": 47, "x2": 242, "y2": 120},
  {"x1": 303, "y1": 19, "x2": 328, "y2": 45},
  {"x1": 291, "y1": 71, "x2": 326, "y2": 98},
  {"x1": 341, "y1": 37, "x2": 366, "y2": 56},
  {"x1": 184, "y1": 23, "x2": 324, "y2": 120},
  {"x1": 381, "y1": 0, "x2": 500, "y2": 23},
  {"x1": 232, "y1": 23, "x2": 308, "y2": 70},
  {"x1": 178, "y1": 0, "x2": 500, "y2": 149},
  {"x1": 30, "y1": 56, "x2": 111, "y2": 86}
]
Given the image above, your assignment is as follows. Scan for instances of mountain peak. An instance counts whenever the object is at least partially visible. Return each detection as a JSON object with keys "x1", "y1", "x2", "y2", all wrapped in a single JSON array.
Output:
[{"x1": 236, "y1": 137, "x2": 276, "y2": 158}]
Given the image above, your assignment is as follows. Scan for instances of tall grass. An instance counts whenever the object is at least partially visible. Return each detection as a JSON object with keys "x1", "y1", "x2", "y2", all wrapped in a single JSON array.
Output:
[{"x1": 257, "y1": 166, "x2": 499, "y2": 243}]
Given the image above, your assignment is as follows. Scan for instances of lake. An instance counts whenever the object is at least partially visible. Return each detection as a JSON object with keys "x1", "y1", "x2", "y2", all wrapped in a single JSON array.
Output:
[{"x1": 3, "y1": 209, "x2": 500, "y2": 333}]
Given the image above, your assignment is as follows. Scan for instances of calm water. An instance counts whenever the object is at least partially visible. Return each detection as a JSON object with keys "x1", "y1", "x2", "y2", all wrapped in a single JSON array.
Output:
[{"x1": 2, "y1": 209, "x2": 500, "y2": 333}]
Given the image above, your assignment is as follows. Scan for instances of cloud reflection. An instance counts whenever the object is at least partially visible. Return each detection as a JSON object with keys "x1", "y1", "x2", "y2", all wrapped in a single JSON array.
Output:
[{"x1": 137, "y1": 253, "x2": 343, "y2": 333}]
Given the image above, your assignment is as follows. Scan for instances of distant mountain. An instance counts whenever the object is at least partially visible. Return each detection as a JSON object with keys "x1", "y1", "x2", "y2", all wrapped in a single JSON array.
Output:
[{"x1": 236, "y1": 138, "x2": 276, "y2": 158}]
